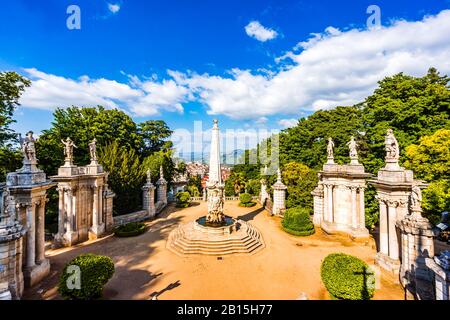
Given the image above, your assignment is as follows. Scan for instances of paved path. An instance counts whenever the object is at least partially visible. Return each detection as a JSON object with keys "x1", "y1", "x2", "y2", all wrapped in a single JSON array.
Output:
[{"x1": 24, "y1": 201, "x2": 404, "y2": 300}]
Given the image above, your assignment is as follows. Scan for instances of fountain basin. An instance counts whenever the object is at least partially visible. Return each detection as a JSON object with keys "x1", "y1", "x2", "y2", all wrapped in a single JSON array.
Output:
[{"x1": 195, "y1": 216, "x2": 237, "y2": 235}]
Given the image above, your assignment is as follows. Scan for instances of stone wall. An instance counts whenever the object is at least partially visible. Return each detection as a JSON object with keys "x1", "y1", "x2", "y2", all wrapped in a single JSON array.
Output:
[{"x1": 113, "y1": 210, "x2": 149, "y2": 227}]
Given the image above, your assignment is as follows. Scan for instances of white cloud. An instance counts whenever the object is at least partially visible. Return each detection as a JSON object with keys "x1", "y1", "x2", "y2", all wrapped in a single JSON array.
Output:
[
  {"x1": 108, "y1": 3, "x2": 121, "y2": 14},
  {"x1": 19, "y1": 68, "x2": 190, "y2": 116},
  {"x1": 278, "y1": 118, "x2": 298, "y2": 128},
  {"x1": 174, "y1": 10, "x2": 450, "y2": 119},
  {"x1": 245, "y1": 21, "x2": 278, "y2": 42}
]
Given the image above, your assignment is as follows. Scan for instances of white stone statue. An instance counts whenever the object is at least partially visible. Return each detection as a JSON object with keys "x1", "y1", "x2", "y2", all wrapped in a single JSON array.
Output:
[
  {"x1": 347, "y1": 136, "x2": 358, "y2": 159},
  {"x1": 61, "y1": 137, "x2": 77, "y2": 162},
  {"x1": 207, "y1": 188, "x2": 224, "y2": 224},
  {"x1": 20, "y1": 131, "x2": 37, "y2": 162},
  {"x1": 89, "y1": 138, "x2": 97, "y2": 162},
  {"x1": 385, "y1": 129, "x2": 400, "y2": 161},
  {"x1": 327, "y1": 137, "x2": 334, "y2": 159}
]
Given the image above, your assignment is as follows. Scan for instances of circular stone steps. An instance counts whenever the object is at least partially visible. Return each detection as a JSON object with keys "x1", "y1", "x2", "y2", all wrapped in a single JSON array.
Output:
[{"x1": 166, "y1": 219, "x2": 265, "y2": 256}]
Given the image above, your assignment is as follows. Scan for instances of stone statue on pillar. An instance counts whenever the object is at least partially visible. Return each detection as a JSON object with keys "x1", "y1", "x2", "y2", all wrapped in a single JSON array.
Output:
[
  {"x1": 146, "y1": 169, "x2": 152, "y2": 184},
  {"x1": 89, "y1": 138, "x2": 98, "y2": 164},
  {"x1": 326, "y1": 137, "x2": 335, "y2": 164},
  {"x1": 347, "y1": 136, "x2": 359, "y2": 165},
  {"x1": 20, "y1": 131, "x2": 37, "y2": 163},
  {"x1": 61, "y1": 137, "x2": 77, "y2": 165},
  {"x1": 385, "y1": 129, "x2": 400, "y2": 161}
]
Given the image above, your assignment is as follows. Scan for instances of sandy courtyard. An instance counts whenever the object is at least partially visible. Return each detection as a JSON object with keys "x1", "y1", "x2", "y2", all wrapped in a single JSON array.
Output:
[{"x1": 24, "y1": 201, "x2": 404, "y2": 300}]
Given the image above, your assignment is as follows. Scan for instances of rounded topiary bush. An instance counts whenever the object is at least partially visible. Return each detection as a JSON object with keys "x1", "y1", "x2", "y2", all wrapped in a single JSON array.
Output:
[
  {"x1": 281, "y1": 207, "x2": 315, "y2": 236},
  {"x1": 321, "y1": 253, "x2": 375, "y2": 300},
  {"x1": 58, "y1": 254, "x2": 115, "y2": 300},
  {"x1": 114, "y1": 222, "x2": 147, "y2": 237},
  {"x1": 176, "y1": 191, "x2": 191, "y2": 208},
  {"x1": 239, "y1": 193, "x2": 256, "y2": 207}
]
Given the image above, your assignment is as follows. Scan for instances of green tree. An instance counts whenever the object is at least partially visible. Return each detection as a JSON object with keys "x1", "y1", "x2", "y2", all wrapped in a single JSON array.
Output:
[
  {"x1": 404, "y1": 129, "x2": 450, "y2": 223},
  {"x1": 98, "y1": 141, "x2": 145, "y2": 215},
  {"x1": 362, "y1": 68, "x2": 450, "y2": 172},
  {"x1": 0, "y1": 72, "x2": 31, "y2": 180},
  {"x1": 138, "y1": 120, "x2": 173, "y2": 157},
  {"x1": 0, "y1": 71, "x2": 31, "y2": 145},
  {"x1": 36, "y1": 106, "x2": 143, "y2": 175},
  {"x1": 282, "y1": 162, "x2": 317, "y2": 210}
]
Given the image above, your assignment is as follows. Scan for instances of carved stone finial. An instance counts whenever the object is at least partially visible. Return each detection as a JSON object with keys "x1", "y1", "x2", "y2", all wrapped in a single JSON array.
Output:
[
  {"x1": 159, "y1": 165, "x2": 164, "y2": 180},
  {"x1": 146, "y1": 169, "x2": 152, "y2": 184},
  {"x1": 277, "y1": 168, "x2": 282, "y2": 183}
]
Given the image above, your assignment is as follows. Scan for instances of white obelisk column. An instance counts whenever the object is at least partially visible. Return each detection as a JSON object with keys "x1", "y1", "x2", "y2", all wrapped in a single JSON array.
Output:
[{"x1": 208, "y1": 119, "x2": 222, "y2": 186}]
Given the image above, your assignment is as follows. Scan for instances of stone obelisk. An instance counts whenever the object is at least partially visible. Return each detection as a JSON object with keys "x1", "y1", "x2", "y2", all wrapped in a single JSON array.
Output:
[{"x1": 206, "y1": 119, "x2": 225, "y2": 226}]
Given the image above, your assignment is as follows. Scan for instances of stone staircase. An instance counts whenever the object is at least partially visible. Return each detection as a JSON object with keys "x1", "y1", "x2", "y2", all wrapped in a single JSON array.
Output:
[{"x1": 167, "y1": 220, "x2": 265, "y2": 256}]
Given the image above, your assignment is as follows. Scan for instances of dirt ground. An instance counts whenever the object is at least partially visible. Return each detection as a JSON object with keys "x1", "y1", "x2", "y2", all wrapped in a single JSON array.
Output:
[{"x1": 23, "y1": 201, "x2": 405, "y2": 300}]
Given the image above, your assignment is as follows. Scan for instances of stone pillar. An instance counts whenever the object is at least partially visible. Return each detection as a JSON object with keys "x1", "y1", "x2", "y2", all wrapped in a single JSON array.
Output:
[
  {"x1": 311, "y1": 184, "x2": 323, "y2": 225},
  {"x1": 359, "y1": 187, "x2": 365, "y2": 229},
  {"x1": 92, "y1": 186, "x2": 98, "y2": 230},
  {"x1": 142, "y1": 180, "x2": 156, "y2": 218},
  {"x1": 36, "y1": 200, "x2": 46, "y2": 264},
  {"x1": 388, "y1": 201, "x2": 399, "y2": 261},
  {"x1": 327, "y1": 184, "x2": 333, "y2": 223},
  {"x1": 323, "y1": 183, "x2": 329, "y2": 222},
  {"x1": 25, "y1": 204, "x2": 35, "y2": 269},
  {"x1": 0, "y1": 186, "x2": 26, "y2": 300},
  {"x1": 351, "y1": 186, "x2": 357, "y2": 229},
  {"x1": 57, "y1": 187, "x2": 64, "y2": 236},
  {"x1": 378, "y1": 198, "x2": 389, "y2": 256},
  {"x1": 66, "y1": 188, "x2": 72, "y2": 234}
]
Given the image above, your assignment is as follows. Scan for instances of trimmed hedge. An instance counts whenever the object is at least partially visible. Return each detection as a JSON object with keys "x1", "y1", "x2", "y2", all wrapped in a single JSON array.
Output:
[
  {"x1": 281, "y1": 207, "x2": 315, "y2": 236},
  {"x1": 239, "y1": 193, "x2": 252, "y2": 204},
  {"x1": 58, "y1": 254, "x2": 115, "y2": 300},
  {"x1": 238, "y1": 202, "x2": 256, "y2": 207},
  {"x1": 176, "y1": 191, "x2": 191, "y2": 208},
  {"x1": 114, "y1": 222, "x2": 147, "y2": 237},
  {"x1": 239, "y1": 193, "x2": 256, "y2": 207},
  {"x1": 321, "y1": 253, "x2": 375, "y2": 300}
]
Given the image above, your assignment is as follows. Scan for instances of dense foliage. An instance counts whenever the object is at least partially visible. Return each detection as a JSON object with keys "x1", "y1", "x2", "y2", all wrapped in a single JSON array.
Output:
[
  {"x1": 321, "y1": 253, "x2": 375, "y2": 300},
  {"x1": 230, "y1": 68, "x2": 450, "y2": 227},
  {"x1": 404, "y1": 129, "x2": 450, "y2": 224},
  {"x1": 0, "y1": 72, "x2": 30, "y2": 180},
  {"x1": 282, "y1": 162, "x2": 317, "y2": 210},
  {"x1": 58, "y1": 254, "x2": 115, "y2": 300},
  {"x1": 114, "y1": 222, "x2": 147, "y2": 237},
  {"x1": 281, "y1": 207, "x2": 315, "y2": 236}
]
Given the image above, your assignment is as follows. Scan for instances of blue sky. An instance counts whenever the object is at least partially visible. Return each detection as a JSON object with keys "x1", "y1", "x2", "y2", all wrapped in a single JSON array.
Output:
[{"x1": 1, "y1": 0, "x2": 449, "y2": 152}]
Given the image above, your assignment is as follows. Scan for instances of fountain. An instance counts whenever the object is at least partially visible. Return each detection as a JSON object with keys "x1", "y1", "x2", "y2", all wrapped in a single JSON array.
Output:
[{"x1": 167, "y1": 120, "x2": 265, "y2": 256}]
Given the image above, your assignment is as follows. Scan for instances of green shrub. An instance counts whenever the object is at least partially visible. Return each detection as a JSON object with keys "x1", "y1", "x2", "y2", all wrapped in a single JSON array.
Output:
[
  {"x1": 281, "y1": 207, "x2": 315, "y2": 236},
  {"x1": 239, "y1": 193, "x2": 252, "y2": 204},
  {"x1": 238, "y1": 202, "x2": 256, "y2": 207},
  {"x1": 58, "y1": 254, "x2": 115, "y2": 300},
  {"x1": 114, "y1": 222, "x2": 147, "y2": 237},
  {"x1": 321, "y1": 253, "x2": 375, "y2": 300},
  {"x1": 176, "y1": 191, "x2": 191, "y2": 208}
]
